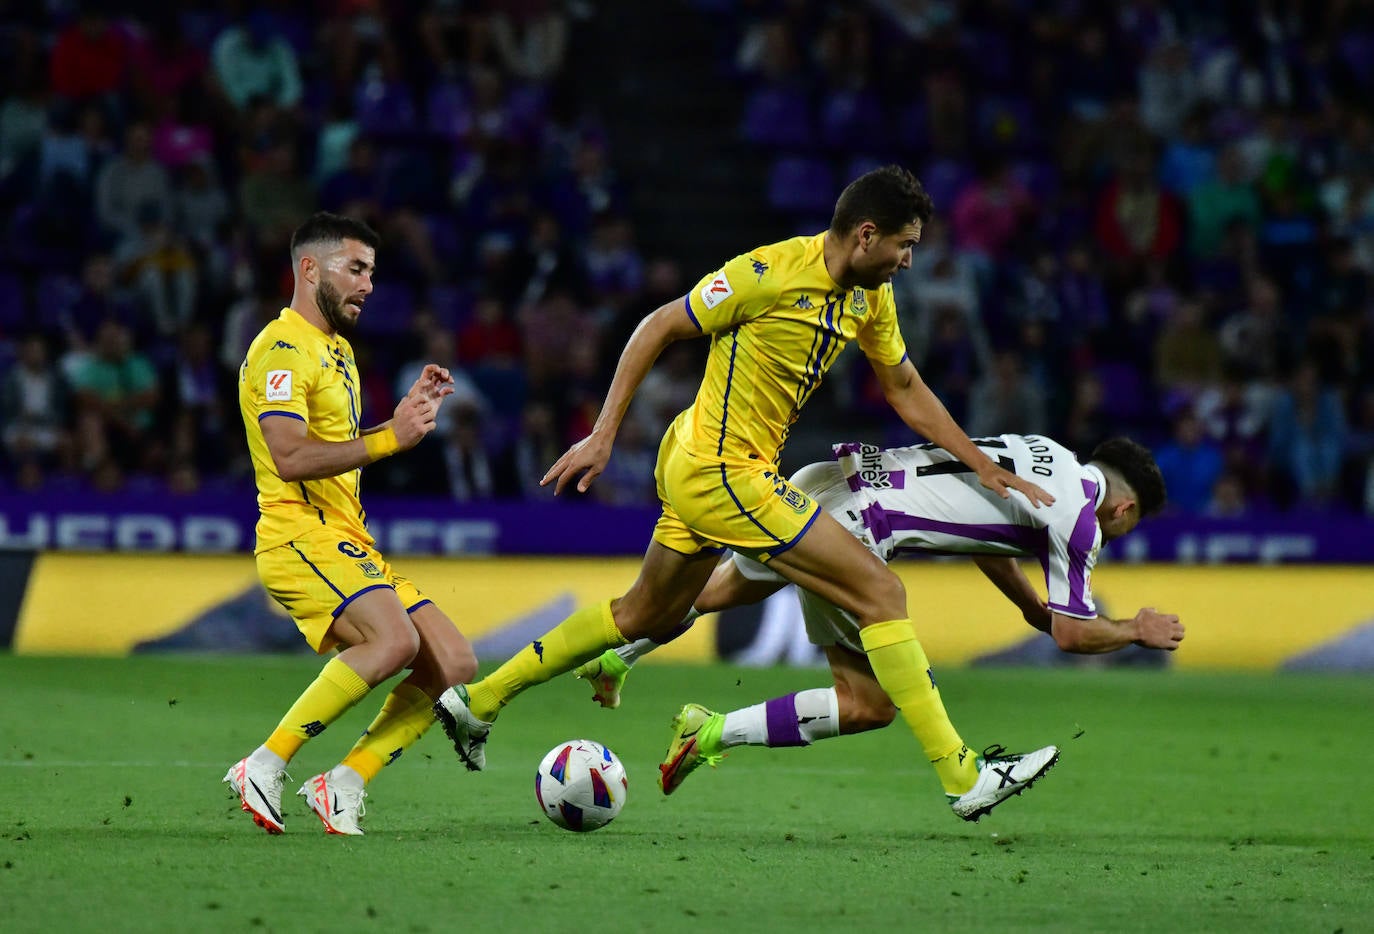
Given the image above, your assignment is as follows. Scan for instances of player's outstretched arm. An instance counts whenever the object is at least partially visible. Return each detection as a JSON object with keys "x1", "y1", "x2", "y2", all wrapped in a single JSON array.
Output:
[
  {"x1": 1050, "y1": 608, "x2": 1184, "y2": 654},
  {"x1": 542, "y1": 297, "x2": 702, "y2": 495},
  {"x1": 972, "y1": 556, "x2": 1052, "y2": 632},
  {"x1": 870, "y1": 358, "x2": 1055, "y2": 507}
]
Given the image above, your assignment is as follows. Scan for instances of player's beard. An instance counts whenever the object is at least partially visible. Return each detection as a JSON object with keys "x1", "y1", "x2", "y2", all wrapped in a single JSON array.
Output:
[{"x1": 316, "y1": 278, "x2": 359, "y2": 336}]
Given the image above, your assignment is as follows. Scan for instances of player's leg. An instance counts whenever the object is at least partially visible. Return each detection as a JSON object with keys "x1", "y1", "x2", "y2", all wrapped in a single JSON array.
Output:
[
  {"x1": 340, "y1": 597, "x2": 477, "y2": 786},
  {"x1": 434, "y1": 539, "x2": 721, "y2": 768},
  {"x1": 763, "y1": 510, "x2": 980, "y2": 796},
  {"x1": 227, "y1": 538, "x2": 419, "y2": 834},
  {"x1": 576, "y1": 553, "x2": 787, "y2": 707}
]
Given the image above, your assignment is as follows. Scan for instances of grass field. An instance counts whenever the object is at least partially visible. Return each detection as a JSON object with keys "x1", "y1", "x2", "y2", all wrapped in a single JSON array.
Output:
[{"x1": 1, "y1": 655, "x2": 1371, "y2": 933}]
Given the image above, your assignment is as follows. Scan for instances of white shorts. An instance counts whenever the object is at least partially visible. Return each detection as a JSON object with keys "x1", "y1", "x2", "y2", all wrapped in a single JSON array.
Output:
[{"x1": 732, "y1": 460, "x2": 875, "y2": 655}]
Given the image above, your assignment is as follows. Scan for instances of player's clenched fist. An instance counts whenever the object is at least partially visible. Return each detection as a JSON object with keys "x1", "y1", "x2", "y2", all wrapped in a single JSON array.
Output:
[{"x1": 1133, "y1": 607, "x2": 1184, "y2": 651}]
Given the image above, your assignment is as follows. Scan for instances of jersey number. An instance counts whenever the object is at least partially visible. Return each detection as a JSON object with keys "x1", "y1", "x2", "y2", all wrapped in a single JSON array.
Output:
[{"x1": 914, "y1": 439, "x2": 1014, "y2": 477}]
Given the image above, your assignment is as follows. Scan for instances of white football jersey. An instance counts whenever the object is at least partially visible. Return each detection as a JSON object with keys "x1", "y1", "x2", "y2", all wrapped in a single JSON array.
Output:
[{"x1": 826, "y1": 435, "x2": 1104, "y2": 618}]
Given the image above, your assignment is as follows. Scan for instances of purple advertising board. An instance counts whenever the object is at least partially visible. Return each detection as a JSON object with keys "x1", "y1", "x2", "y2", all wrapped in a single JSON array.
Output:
[{"x1": 0, "y1": 491, "x2": 1371, "y2": 562}]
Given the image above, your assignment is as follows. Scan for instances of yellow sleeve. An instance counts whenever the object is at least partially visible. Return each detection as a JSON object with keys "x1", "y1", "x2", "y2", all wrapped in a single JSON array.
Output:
[
  {"x1": 243, "y1": 335, "x2": 316, "y2": 424},
  {"x1": 856, "y1": 284, "x2": 908, "y2": 366},
  {"x1": 684, "y1": 251, "x2": 782, "y2": 334}
]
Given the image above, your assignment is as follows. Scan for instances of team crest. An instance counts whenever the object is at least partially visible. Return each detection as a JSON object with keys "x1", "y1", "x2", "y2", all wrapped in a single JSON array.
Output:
[
  {"x1": 780, "y1": 487, "x2": 810, "y2": 513},
  {"x1": 355, "y1": 560, "x2": 384, "y2": 579},
  {"x1": 852, "y1": 289, "x2": 868, "y2": 313}
]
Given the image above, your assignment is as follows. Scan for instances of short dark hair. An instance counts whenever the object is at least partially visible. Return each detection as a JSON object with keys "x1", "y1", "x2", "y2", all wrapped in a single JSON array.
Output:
[
  {"x1": 1089, "y1": 437, "x2": 1167, "y2": 517},
  {"x1": 830, "y1": 165, "x2": 934, "y2": 236},
  {"x1": 290, "y1": 212, "x2": 380, "y2": 262}
]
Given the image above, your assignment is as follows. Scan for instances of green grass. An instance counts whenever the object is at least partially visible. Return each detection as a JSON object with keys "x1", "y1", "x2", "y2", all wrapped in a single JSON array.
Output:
[{"x1": 1, "y1": 656, "x2": 1371, "y2": 933}]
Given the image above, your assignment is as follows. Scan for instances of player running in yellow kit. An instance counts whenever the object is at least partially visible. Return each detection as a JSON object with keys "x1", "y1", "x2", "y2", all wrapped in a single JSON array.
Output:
[
  {"x1": 224, "y1": 212, "x2": 476, "y2": 835},
  {"x1": 436, "y1": 166, "x2": 1061, "y2": 820}
]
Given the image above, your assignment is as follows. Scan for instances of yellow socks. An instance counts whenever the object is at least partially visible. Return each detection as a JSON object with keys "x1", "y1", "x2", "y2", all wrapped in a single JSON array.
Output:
[
  {"x1": 860, "y1": 619, "x2": 978, "y2": 795},
  {"x1": 341, "y1": 683, "x2": 435, "y2": 784},
  {"x1": 467, "y1": 599, "x2": 626, "y2": 722},
  {"x1": 264, "y1": 657, "x2": 371, "y2": 762}
]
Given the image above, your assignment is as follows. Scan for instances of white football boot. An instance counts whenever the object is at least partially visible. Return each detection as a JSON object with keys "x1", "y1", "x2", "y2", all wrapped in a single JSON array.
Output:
[
  {"x1": 433, "y1": 684, "x2": 491, "y2": 772},
  {"x1": 948, "y1": 744, "x2": 1060, "y2": 822},
  {"x1": 224, "y1": 755, "x2": 288, "y2": 835},
  {"x1": 297, "y1": 768, "x2": 367, "y2": 836}
]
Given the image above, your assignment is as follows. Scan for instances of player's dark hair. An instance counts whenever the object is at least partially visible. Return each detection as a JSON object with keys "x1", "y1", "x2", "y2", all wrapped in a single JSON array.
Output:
[
  {"x1": 290, "y1": 212, "x2": 380, "y2": 261},
  {"x1": 830, "y1": 165, "x2": 934, "y2": 236},
  {"x1": 1089, "y1": 437, "x2": 1167, "y2": 518}
]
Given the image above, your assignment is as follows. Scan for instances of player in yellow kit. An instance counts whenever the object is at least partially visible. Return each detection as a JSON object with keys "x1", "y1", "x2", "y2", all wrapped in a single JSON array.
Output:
[
  {"x1": 224, "y1": 212, "x2": 477, "y2": 836},
  {"x1": 436, "y1": 166, "x2": 1061, "y2": 821}
]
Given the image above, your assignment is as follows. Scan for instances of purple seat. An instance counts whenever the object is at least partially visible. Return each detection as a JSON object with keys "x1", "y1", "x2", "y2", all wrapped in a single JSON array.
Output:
[
  {"x1": 427, "y1": 283, "x2": 473, "y2": 331},
  {"x1": 354, "y1": 80, "x2": 419, "y2": 138},
  {"x1": 1095, "y1": 362, "x2": 1148, "y2": 420},
  {"x1": 817, "y1": 88, "x2": 886, "y2": 151},
  {"x1": 355, "y1": 280, "x2": 416, "y2": 337},
  {"x1": 426, "y1": 81, "x2": 473, "y2": 141},
  {"x1": 919, "y1": 158, "x2": 974, "y2": 211},
  {"x1": 739, "y1": 85, "x2": 814, "y2": 149},
  {"x1": 766, "y1": 155, "x2": 835, "y2": 215},
  {"x1": 0, "y1": 271, "x2": 30, "y2": 335}
]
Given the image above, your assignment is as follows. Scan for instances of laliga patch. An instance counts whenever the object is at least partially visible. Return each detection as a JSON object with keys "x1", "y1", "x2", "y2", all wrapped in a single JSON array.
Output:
[
  {"x1": 699, "y1": 271, "x2": 734, "y2": 309},
  {"x1": 265, "y1": 369, "x2": 293, "y2": 402}
]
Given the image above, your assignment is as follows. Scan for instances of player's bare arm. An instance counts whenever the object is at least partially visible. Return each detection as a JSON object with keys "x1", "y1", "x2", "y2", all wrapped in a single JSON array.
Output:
[
  {"x1": 972, "y1": 556, "x2": 1052, "y2": 632},
  {"x1": 261, "y1": 393, "x2": 438, "y2": 482},
  {"x1": 542, "y1": 296, "x2": 702, "y2": 495},
  {"x1": 1050, "y1": 608, "x2": 1184, "y2": 654},
  {"x1": 870, "y1": 358, "x2": 1055, "y2": 507}
]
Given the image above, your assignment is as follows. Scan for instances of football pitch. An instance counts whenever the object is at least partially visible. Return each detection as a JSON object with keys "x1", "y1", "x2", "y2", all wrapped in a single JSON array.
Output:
[{"x1": 1, "y1": 655, "x2": 1371, "y2": 933}]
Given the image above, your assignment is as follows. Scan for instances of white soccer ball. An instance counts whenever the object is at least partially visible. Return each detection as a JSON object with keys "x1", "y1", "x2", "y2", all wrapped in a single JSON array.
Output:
[{"x1": 534, "y1": 739, "x2": 628, "y2": 832}]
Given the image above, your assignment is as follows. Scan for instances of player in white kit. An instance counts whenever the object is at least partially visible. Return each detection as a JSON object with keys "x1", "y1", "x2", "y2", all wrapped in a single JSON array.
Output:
[{"x1": 575, "y1": 435, "x2": 1184, "y2": 800}]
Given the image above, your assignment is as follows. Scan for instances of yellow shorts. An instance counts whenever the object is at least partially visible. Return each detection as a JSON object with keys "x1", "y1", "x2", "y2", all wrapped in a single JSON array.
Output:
[
  {"x1": 256, "y1": 527, "x2": 429, "y2": 654},
  {"x1": 652, "y1": 437, "x2": 820, "y2": 561}
]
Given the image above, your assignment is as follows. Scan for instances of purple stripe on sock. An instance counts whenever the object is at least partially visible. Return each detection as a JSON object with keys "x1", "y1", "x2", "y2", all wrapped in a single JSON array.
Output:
[{"x1": 765, "y1": 694, "x2": 807, "y2": 747}]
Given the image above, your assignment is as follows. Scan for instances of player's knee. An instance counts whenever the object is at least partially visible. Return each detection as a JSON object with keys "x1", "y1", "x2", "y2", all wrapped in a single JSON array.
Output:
[
  {"x1": 852, "y1": 567, "x2": 906, "y2": 623},
  {"x1": 441, "y1": 647, "x2": 478, "y2": 686},
  {"x1": 838, "y1": 694, "x2": 897, "y2": 733},
  {"x1": 376, "y1": 626, "x2": 421, "y2": 674}
]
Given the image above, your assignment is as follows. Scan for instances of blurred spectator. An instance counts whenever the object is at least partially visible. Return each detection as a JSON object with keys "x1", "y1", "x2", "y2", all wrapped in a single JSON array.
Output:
[
  {"x1": 591, "y1": 416, "x2": 657, "y2": 506},
  {"x1": 95, "y1": 122, "x2": 173, "y2": 243},
  {"x1": 239, "y1": 142, "x2": 317, "y2": 249},
  {"x1": 1094, "y1": 148, "x2": 1184, "y2": 277},
  {"x1": 949, "y1": 158, "x2": 1033, "y2": 261},
  {"x1": 211, "y1": 12, "x2": 303, "y2": 112},
  {"x1": 128, "y1": 12, "x2": 210, "y2": 110},
  {"x1": 1218, "y1": 274, "x2": 1291, "y2": 380},
  {"x1": 967, "y1": 349, "x2": 1048, "y2": 438},
  {"x1": 1188, "y1": 145, "x2": 1262, "y2": 258},
  {"x1": 1062, "y1": 371, "x2": 1112, "y2": 456},
  {"x1": 518, "y1": 286, "x2": 599, "y2": 393},
  {"x1": 48, "y1": 10, "x2": 127, "y2": 105},
  {"x1": 1205, "y1": 470, "x2": 1250, "y2": 517},
  {"x1": 168, "y1": 323, "x2": 228, "y2": 474},
  {"x1": 489, "y1": 0, "x2": 569, "y2": 83},
  {"x1": 113, "y1": 205, "x2": 198, "y2": 338},
  {"x1": 1154, "y1": 299, "x2": 1223, "y2": 398},
  {"x1": 459, "y1": 293, "x2": 524, "y2": 368},
  {"x1": 69, "y1": 319, "x2": 161, "y2": 474},
  {"x1": 1267, "y1": 361, "x2": 1347, "y2": 508},
  {"x1": 1154, "y1": 408, "x2": 1225, "y2": 514},
  {"x1": 1140, "y1": 42, "x2": 1198, "y2": 138},
  {"x1": 394, "y1": 319, "x2": 489, "y2": 435},
  {"x1": 1, "y1": 333, "x2": 71, "y2": 488},
  {"x1": 510, "y1": 400, "x2": 564, "y2": 500},
  {"x1": 442, "y1": 411, "x2": 514, "y2": 501}
]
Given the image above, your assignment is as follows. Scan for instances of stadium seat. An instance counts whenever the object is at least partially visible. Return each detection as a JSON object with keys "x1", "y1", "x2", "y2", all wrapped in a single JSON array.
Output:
[
  {"x1": 739, "y1": 85, "x2": 814, "y2": 149},
  {"x1": 426, "y1": 81, "x2": 474, "y2": 141},
  {"x1": 766, "y1": 155, "x2": 835, "y2": 216},
  {"x1": 919, "y1": 158, "x2": 975, "y2": 211},
  {"x1": 354, "y1": 79, "x2": 419, "y2": 138},
  {"x1": 817, "y1": 88, "x2": 887, "y2": 152}
]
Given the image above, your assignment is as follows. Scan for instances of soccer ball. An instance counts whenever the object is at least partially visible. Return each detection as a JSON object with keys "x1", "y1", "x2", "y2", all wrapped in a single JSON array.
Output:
[{"x1": 534, "y1": 739, "x2": 627, "y2": 832}]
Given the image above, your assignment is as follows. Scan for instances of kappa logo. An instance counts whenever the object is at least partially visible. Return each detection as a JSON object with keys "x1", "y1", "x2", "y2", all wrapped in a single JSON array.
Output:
[
  {"x1": 265, "y1": 370, "x2": 293, "y2": 402},
  {"x1": 794, "y1": 294, "x2": 814, "y2": 310},
  {"x1": 751, "y1": 258, "x2": 769, "y2": 281},
  {"x1": 272, "y1": 340, "x2": 298, "y2": 352},
  {"x1": 699, "y1": 271, "x2": 734, "y2": 309}
]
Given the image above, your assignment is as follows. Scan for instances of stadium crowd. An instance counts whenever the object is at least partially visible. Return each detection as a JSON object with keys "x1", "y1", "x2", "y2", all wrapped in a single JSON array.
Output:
[{"x1": 1, "y1": 0, "x2": 1373, "y2": 518}]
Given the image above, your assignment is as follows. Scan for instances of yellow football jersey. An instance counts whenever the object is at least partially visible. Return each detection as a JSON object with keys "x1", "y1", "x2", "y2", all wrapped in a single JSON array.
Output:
[
  {"x1": 239, "y1": 307, "x2": 371, "y2": 553},
  {"x1": 675, "y1": 232, "x2": 907, "y2": 466}
]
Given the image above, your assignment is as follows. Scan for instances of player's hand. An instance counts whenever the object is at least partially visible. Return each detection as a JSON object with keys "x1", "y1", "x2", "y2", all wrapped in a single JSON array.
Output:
[
  {"x1": 406, "y1": 364, "x2": 456, "y2": 404},
  {"x1": 977, "y1": 464, "x2": 1055, "y2": 508},
  {"x1": 1132, "y1": 607, "x2": 1184, "y2": 651},
  {"x1": 391, "y1": 393, "x2": 439, "y2": 449},
  {"x1": 541, "y1": 431, "x2": 614, "y2": 495}
]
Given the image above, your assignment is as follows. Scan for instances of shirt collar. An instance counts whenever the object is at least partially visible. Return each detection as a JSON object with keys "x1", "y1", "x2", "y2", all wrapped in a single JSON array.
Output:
[{"x1": 1082, "y1": 463, "x2": 1108, "y2": 508}]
